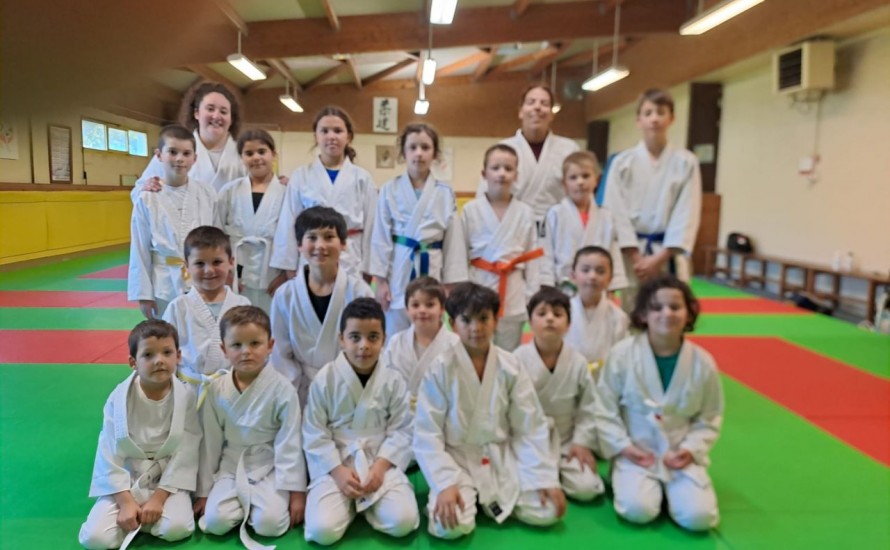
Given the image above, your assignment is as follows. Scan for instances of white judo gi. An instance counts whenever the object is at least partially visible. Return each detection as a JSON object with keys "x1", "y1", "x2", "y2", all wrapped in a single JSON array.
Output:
[
  {"x1": 369, "y1": 173, "x2": 462, "y2": 334},
  {"x1": 127, "y1": 182, "x2": 217, "y2": 316},
  {"x1": 302, "y1": 353, "x2": 419, "y2": 544},
  {"x1": 269, "y1": 267, "x2": 373, "y2": 405},
  {"x1": 134, "y1": 132, "x2": 246, "y2": 197},
  {"x1": 198, "y1": 365, "x2": 306, "y2": 548},
  {"x1": 513, "y1": 342, "x2": 605, "y2": 501},
  {"x1": 541, "y1": 197, "x2": 629, "y2": 292},
  {"x1": 595, "y1": 334, "x2": 723, "y2": 531},
  {"x1": 446, "y1": 196, "x2": 542, "y2": 351},
  {"x1": 216, "y1": 176, "x2": 287, "y2": 313},
  {"x1": 270, "y1": 158, "x2": 377, "y2": 278},
  {"x1": 413, "y1": 341, "x2": 561, "y2": 538},
  {"x1": 382, "y1": 324, "x2": 461, "y2": 418},
  {"x1": 563, "y1": 294, "x2": 630, "y2": 375},
  {"x1": 603, "y1": 141, "x2": 702, "y2": 286},
  {"x1": 79, "y1": 374, "x2": 200, "y2": 550},
  {"x1": 477, "y1": 130, "x2": 580, "y2": 222},
  {"x1": 162, "y1": 286, "x2": 250, "y2": 392}
]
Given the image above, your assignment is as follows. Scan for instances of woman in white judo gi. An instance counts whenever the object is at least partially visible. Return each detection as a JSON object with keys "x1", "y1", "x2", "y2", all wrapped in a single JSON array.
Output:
[
  {"x1": 595, "y1": 275, "x2": 723, "y2": 531},
  {"x1": 216, "y1": 129, "x2": 288, "y2": 312},
  {"x1": 271, "y1": 106, "x2": 377, "y2": 280}
]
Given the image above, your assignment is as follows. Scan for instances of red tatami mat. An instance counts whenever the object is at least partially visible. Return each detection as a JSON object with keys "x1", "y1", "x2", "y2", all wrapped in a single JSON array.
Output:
[
  {"x1": 699, "y1": 297, "x2": 808, "y2": 315},
  {"x1": 0, "y1": 290, "x2": 133, "y2": 308},
  {"x1": 691, "y1": 335, "x2": 890, "y2": 466},
  {"x1": 0, "y1": 330, "x2": 130, "y2": 364},
  {"x1": 80, "y1": 265, "x2": 128, "y2": 279}
]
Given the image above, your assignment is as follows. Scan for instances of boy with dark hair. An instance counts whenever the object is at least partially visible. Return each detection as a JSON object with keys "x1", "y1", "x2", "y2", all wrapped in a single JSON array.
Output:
[
  {"x1": 302, "y1": 298, "x2": 419, "y2": 544},
  {"x1": 413, "y1": 282, "x2": 565, "y2": 539}
]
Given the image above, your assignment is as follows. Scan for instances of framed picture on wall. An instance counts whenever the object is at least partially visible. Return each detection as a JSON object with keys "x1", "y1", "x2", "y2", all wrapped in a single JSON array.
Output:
[
  {"x1": 48, "y1": 124, "x2": 72, "y2": 183},
  {"x1": 375, "y1": 145, "x2": 397, "y2": 169}
]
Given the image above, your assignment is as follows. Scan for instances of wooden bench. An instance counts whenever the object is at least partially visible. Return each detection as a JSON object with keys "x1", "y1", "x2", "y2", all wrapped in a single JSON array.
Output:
[{"x1": 704, "y1": 246, "x2": 890, "y2": 321}]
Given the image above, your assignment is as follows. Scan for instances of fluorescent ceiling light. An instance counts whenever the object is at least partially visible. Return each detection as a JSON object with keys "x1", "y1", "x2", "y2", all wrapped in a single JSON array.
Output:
[
  {"x1": 430, "y1": 0, "x2": 457, "y2": 24},
  {"x1": 680, "y1": 0, "x2": 765, "y2": 36},
  {"x1": 228, "y1": 53, "x2": 267, "y2": 81},
  {"x1": 581, "y1": 66, "x2": 630, "y2": 92},
  {"x1": 279, "y1": 94, "x2": 303, "y2": 113},
  {"x1": 414, "y1": 98, "x2": 430, "y2": 115},
  {"x1": 422, "y1": 58, "x2": 437, "y2": 85}
]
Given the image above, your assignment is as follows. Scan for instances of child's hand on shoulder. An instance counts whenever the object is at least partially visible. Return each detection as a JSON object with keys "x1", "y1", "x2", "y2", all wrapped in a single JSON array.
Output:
[
  {"x1": 374, "y1": 278, "x2": 392, "y2": 311},
  {"x1": 433, "y1": 485, "x2": 465, "y2": 530},
  {"x1": 621, "y1": 444, "x2": 656, "y2": 467},
  {"x1": 144, "y1": 176, "x2": 163, "y2": 193},
  {"x1": 362, "y1": 458, "x2": 392, "y2": 494},
  {"x1": 266, "y1": 272, "x2": 288, "y2": 296},
  {"x1": 138, "y1": 300, "x2": 157, "y2": 320},
  {"x1": 538, "y1": 487, "x2": 567, "y2": 519},
  {"x1": 663, "y1": 449, "x2": 693, "y2": 470},
  {"x1": 331, "y1": 464, "x2": 363, "y2": 499},
  {"x1": 567, "y1": 444, "x2": 597, "y2": 472},
  {"x1": 289, "y1": 491, "x2": 306, "y2": 527}
]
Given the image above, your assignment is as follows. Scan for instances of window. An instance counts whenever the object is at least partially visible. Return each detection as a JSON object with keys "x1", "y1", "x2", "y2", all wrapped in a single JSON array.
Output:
[
  {"x1": 128, "y1": 130, "x2": 148, "y2": 157},
  {"x1": 81, "y1": 120, "x2": 107, "y2": 151},
  {"x1": 107, "y1": 127, "x2": 128, "y2": 152}
]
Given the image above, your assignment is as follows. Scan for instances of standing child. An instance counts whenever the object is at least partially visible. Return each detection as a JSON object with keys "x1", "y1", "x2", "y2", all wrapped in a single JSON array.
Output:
[
  {"x1": 216, "y1": 129, "x2": 288, "y2": 313},
  {"x1": 79, "y1": 320, "x2": 201, "y2": 550},
  {"x1": 128, "y1": 124, "x2": 217, "y2": 320},
  {"x1": 595, "y1": 275, "x2": 723, "y2": 531},
  {"x1": 369, "y1": 122, "x2": 463, "y2": 334},
  {"x1": 447, "y1": 144, "x2": 542, "y2": 351},
  {"x1": 196, "y1": 306, "x2": 307, "y2": 548},
  {"x1": 271, "y1": 106, "x2": 377, "y2": 279},
  {"x1": 270, "y1": 206, "x2": 373, "y2": 405},
  {"x1": 162, "y1": 226, "x2": 250, "y2": 392},
  {"x1": 381, "y1": 276, "x2": 460, "y2": 418},
  {"x1": 414, "y1": 282, "x2": 565, "y2": 539},
  {"x1": 303, "y1": 298, "x2": 420, "y2": 544},
  {"x1": 564, "y1": 246, "x2": 630, "y2": 374},
  {"x1": 602, "y1": 89, "x2": 702, "y2": 309},
  {"x1": 541, "y1": 150, "x2": 628, "y2": 294},
  {"x1": 513, "y1": 287, "x2": 605, "y2": 502}
]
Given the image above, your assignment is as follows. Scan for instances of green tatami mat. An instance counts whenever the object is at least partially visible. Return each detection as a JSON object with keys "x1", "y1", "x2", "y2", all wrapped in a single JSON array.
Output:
[
  {"x1": 690, "y1": 279, "x2": 753, "y2": 298},
  {"x1": 697, "y1": 314, "x2": 890, "y2": 379},
  {"x1": 0, "y1": 249, "x2": 127, "y2": 286},
  {"x1": 0, "y1": 307, "x2": 143, "y2": 330},
  {"x1": 0, "y1": 278, "x2": 128, "y2": 292}
]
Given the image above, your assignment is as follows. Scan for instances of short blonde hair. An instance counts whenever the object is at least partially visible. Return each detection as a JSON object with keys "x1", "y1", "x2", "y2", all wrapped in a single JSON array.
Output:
[{"x1": 562, "y1": 150, "x2": 601, "y2": 178}]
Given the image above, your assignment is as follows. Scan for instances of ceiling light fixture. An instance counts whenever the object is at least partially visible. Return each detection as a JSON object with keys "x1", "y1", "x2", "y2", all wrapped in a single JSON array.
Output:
[
  {"x1": 228, "y1": 31, "x2": 266, "y2": 81},
  {"x1": 422, "y1": 23, "x2": 437, "y2": 85},
  {"x1": 680, "y1": 0, "x2": 765, "y2": 36},
  {"x1": 582, "y1": 4, "x2": 629, "y2": 92},
  {"x1": 279, "y1": 81, "x2": 303, "y2": 113},
  {"x1": 550, "y1": 62, "x2": 562, "y2": 114},
  {"x1": 414, "y1": 83, "x2": 430, "y2": 115},
  {"x1": 429, "y1": 0, "x2": 458, "y2": 25}
]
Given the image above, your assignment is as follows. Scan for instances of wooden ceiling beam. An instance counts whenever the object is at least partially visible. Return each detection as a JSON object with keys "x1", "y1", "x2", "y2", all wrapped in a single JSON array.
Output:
[
  {"x1": 266, "y1": 58, "x2": 302, "y2": 91},
  {"x1": 557, "y1": 38, "x2": 628, "y2": 68},
  {"x1": 184, "y1": 64, "x2": 244, "y2": 100},
  {"x1": 303, "y1": 61, "x2": 349, "y2": 91},
  {"x1": 528, "y1": 40, "x2": 572, "y2": 74},
  {"x1": 363, "y1": 58, "x2": 418, "y2": 88},
  {"x1": 320, "y1": 0, "x2": 340, "y2": 31},
  {"x1": 437, "y1": 49, "x2": 493, "y2": 78},
  {"x1": 491, "y1": 43, "x2": 559, "y2": 74},
  {"x1": 221, "y1": 1, "x2": 684, "y2": 62},
  {"x1": 511, "y1": 0, "x2": 533, "y2": 18},
  {"x1": 472, "y1": 47, "x2": 495, "y2": 82},
  {"x1": 211, "y1": 0, "x2": 249, "y2": 36},
  {"x1": 346, "y1": 56, "x2": 362, "y2": 89}
]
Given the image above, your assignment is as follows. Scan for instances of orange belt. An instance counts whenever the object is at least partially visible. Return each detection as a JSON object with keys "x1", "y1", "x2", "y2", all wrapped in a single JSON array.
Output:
[{"x1": 470, "y1": 248, "x2": 544, "y2": 317}]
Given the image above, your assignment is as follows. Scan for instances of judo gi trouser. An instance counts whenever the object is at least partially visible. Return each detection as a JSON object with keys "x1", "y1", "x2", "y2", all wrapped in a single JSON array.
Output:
[
  {"x1": 611, "y1": 457, "x2": 719, "y2": 531},
  {"x1": 493, "y1": 314, "x2": 525, "y2": 352},
  {"x1": 201, "y1": 473, "x2": 291, "y2": 538},
  {"x1": 385, "y1": 308, "x2": 411, "y2": 335},
  {"x1": 560, "y1": 455, "x2": 605, "y2": 501},
  {"x1": 78, "y1": 491, "x2": 194, "y2": 550},
  {"x1": 426, "y1": 476, "x2": 560, "y2": 539},
  {"x1": 304, "y1": 470, "x2": 419, "y2": 545}
]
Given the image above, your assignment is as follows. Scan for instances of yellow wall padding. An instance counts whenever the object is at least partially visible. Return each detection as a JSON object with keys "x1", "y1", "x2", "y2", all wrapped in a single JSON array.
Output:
[{"x1": 0, "y1": 191, "x2": 132, "y2": 265}]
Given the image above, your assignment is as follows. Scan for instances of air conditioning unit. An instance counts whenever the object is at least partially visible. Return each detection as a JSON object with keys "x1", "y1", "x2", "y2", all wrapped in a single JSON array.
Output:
[{"x1": 773, "y1": 41, "x2": 835, "y2": 95}]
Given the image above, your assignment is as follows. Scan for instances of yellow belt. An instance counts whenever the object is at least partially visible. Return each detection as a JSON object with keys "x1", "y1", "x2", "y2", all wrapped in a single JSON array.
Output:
[{"x1": 151, "y1": 252, "x2": 190, "y2": 283}]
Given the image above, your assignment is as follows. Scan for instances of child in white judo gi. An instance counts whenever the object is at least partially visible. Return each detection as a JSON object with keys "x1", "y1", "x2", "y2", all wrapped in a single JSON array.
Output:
[
  {"x1": 128, "y1": 124, "x2": 217, "y2": 320},
  {"x1": 79, "y1": 320, "x2": 201, "y2": 550},
  {"x1": 271, "y1": 106, "x2": 377, "y2": 280},
  {"x1": 381, "y1": 276, "x2": 459, "y2": 417},
  {"x1": 303, "y1": 298, "x2": 420, "y2": 544},
  {"x1": 216, "y1": 129, "x2": 288, "y2": 312},
  {"x1": 414, "y1": 282, "x2": 566, "y2": 539},
  {"x1": 595, "y1": 275, "x2": 723, "y2": 531},
  {"x1": 514, "y1": 286, "x2": 605, "y2": 502},
  {"x1": 602, "y1": 89, "x2": 702, "y2": 310},
  {"x1": 162, "y1": 226, "x2": 249, "y2": 394},
  {"x1": 447, "y1": 143, "x2": 542, "y2": 351},
  {"x1": 195, "y1": 306, "x2": 307, "y2": 548},
  {"x1": 369, "y1": 122, "x2": 463, "y2": 335},
  {"x1": 564, "y1": 246, "x2": 630, "y2": 375},
  {"x1": 270, "y1": 206, "x2": 373, "y2": 405},
  {"x1": 541, "y1": 150, "x2": 628, "y2": 294}
]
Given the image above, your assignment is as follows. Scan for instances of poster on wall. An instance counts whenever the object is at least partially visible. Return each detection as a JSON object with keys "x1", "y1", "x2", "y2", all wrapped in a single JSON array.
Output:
[
  {"x1": 372, "y1": 97, "x2": 397, "y2": 134},
  {"x1": 431, "y1": 147, "x2": 453, "y2": 182},
  {"x1": 0, "y1": 120, "x2": 19, "y2": 160},
  {"x1": 48, "y1": 124, "x2": 72, "y2": 183},
  {"x1": 375, "y1": 145, "x2": 397, "y2": 169}
]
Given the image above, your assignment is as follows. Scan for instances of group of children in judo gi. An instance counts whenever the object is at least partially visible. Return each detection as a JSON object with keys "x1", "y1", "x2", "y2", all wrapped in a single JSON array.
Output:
[{"x1": 80, "y1": 85, "x2": 722, "y2": 549}]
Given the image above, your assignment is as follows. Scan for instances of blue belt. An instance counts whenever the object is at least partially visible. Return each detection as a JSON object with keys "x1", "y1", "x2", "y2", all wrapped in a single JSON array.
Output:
[
  {"x1": 636, "y1": 232, "x2": 675, "y2": 275},
  {"x1": 393, "y1": 235, "x2": 443, "y2": 280}
]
